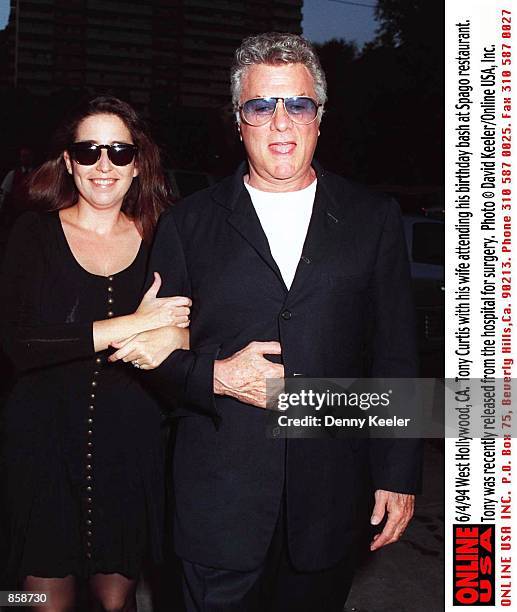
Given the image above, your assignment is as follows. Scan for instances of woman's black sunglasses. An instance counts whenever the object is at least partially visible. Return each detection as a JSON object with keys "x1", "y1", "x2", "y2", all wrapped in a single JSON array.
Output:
[{"x1": 68, "y1": 142, "x2": 138, "y2": 166}]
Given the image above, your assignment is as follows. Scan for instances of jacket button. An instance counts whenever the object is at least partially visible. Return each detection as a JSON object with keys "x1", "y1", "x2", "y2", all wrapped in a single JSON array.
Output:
[
  {"x1": 281, "y1": 309, "x2": 292, "y2": 320},
  {"x1": 301, "y1": 255, "x2": 311, "y2": 264}
]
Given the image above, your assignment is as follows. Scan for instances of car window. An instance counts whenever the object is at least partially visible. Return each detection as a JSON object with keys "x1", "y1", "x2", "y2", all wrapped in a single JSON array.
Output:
[{"x1": 412, "y1": 222, "x2": 444, "y2": 265}]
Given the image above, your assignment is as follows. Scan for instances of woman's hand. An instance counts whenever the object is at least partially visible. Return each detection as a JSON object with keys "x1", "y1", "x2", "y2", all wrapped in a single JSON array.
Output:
[
  {"x1": 108, "y1": 326, "x2": 190, "y2": 370},
  {"x1": 135, "y1": 272, "x2": 191, "y2": 330}
]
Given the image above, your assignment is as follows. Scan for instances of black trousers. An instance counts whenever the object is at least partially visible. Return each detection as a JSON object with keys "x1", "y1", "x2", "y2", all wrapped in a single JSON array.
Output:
[{"x1": 181, "y1": 501, "x2": 355, "y2": 612}]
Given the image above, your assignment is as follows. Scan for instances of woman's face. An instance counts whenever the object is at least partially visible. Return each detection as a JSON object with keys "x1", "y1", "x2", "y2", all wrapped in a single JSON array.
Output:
[{"x1": 63, "y1": 113, "x2": 138, "y2": 211}]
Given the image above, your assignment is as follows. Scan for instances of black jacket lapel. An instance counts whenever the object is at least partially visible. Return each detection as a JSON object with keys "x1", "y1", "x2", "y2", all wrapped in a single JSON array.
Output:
[
  {"x1": 288, "y1": 164, "x2": 358, "y2": 296},
  {"x1": 212, "y1": 163, "x2": 286, "y2": 291}
]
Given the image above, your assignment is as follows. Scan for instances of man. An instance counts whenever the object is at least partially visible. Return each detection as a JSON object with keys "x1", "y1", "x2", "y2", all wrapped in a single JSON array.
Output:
[
  {"x1": 115, "y1": 32, "x2": 421, "y2": 611},
  {"x1": 0, "y1": 147, "x2": 34, "y2": 227}
]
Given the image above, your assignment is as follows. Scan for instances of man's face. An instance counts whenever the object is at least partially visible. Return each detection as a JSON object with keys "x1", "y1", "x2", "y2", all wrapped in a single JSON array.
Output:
[{"x1": 239, "y1": 63, "x2": 320, "y2": 192}]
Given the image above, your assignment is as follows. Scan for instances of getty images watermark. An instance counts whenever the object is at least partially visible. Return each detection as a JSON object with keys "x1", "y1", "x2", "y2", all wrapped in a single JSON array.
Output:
[
  {"x1": 275, "y1": 387, "x2": 410, "y2": 430},
  {"x1": 265, "y1": 378, "x2": 515, "y2": 439}
]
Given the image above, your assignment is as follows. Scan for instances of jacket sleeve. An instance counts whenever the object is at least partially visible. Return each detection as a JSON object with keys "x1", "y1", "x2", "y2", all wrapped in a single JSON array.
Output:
[
  {"x1": 0, "y1": 212, "x2": 94, "y2": 372},
  {"x1": 143, "y1": 210, "x2": 220, "y2": 420},
  {"x1": 367, "y1": 200, "x2": 423, "y2": 494}
]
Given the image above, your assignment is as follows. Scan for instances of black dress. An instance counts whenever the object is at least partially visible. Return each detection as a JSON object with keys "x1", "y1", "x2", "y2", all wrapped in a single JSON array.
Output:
[{"x1": 0, "y1": 211, "x2": 165, "y2": 583}]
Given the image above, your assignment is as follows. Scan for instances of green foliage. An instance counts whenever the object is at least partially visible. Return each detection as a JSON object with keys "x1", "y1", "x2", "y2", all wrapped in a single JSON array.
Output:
[{"x1": 312, "y1": 1, "x2": 443, "y2": 187}]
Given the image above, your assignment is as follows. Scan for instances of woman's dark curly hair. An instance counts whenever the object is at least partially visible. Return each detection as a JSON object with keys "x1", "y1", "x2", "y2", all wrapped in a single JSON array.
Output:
[{"x1": 28, "y1": 96, "x2": 169, "y2": 242}]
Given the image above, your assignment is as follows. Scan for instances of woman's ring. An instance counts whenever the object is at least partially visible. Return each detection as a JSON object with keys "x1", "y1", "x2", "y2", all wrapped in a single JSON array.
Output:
[{"x1": 132, "y1": 361, "x2": 141, "y2": 369}]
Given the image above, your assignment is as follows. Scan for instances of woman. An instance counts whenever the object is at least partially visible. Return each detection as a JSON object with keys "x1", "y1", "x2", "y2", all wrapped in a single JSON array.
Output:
[{"x1": 0, "y1": 96, "x2": 188, "y2": 611}]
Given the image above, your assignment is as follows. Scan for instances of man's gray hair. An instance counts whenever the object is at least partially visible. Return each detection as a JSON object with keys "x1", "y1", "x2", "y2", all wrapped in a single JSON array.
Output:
[{"x1": 231, "y1": 32, "x2": 327, "y2": 121}]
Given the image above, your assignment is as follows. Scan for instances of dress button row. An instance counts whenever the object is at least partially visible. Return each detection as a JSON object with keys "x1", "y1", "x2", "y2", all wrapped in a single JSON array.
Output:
[
  {"x1": 107, "y1": 279, "x2": 115, "y2": 319},
  {"x1": 85, "y1": 354, "x2": 96, "y2": 560}
]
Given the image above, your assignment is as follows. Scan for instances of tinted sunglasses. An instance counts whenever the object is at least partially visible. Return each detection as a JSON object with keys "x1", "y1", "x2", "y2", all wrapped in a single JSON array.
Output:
[
  {"x1": 239, "y1": 96, "x2": 321, "y2": 126},
  {"x1": 68, "y1": 142, "x2": 138, "y2": 166}
]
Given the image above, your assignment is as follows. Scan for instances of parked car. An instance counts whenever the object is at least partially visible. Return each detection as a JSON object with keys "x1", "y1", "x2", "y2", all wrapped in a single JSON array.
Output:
[{"x1": 402, "y1": 213, "x2": 444, "y2": 371}]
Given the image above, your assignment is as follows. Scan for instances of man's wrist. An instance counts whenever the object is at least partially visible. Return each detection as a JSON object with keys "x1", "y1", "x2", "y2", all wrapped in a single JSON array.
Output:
[{"x1": 213, "y1": 359, "x2": 227, "y2": 396}]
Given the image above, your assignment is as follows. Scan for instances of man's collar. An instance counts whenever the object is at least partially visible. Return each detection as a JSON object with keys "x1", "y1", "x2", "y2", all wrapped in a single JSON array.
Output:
[{"x1": 211, "y1": 160, "x2": 326, "y2": 210}]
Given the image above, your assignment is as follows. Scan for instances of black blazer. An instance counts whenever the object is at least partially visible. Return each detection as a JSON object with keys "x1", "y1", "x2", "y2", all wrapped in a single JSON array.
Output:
[{"x1": 146, "y1": 161, "x2": 422, "y2": 572}]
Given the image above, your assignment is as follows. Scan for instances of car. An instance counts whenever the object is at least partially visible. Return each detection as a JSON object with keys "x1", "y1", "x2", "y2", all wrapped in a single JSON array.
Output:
[{"x1": 402, "y1": 213, "x2": 444, "y2": 373}]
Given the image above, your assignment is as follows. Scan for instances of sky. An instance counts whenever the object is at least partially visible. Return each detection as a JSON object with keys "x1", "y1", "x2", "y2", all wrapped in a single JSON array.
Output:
[
  {"x1": 0, "y1": 0, "x2": 378, "y2": 46},
  {"x1": 303, "y1": 0, "x2": 378, "y2": 46},
  {"x1": 0, "y1": 0, "x2": 8, "y2": 30}
]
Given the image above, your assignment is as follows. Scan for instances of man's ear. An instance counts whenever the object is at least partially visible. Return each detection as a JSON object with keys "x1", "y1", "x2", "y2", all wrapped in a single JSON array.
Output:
[{"x1": 63, "y1": 150, "x2": 73, "y2": 175}]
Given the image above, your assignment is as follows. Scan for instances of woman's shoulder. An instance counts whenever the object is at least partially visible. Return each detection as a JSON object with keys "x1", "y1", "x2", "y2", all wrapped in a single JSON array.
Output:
[
  {"x1": 11, "y1": 209, "x2": 56, "y2": 233},
  {"x1": 6, "y1": 210, "x2": 58, "y2": 253}
]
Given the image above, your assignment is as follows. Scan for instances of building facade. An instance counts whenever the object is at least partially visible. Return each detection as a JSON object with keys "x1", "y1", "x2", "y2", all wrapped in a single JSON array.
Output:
[{"x1": 1, "y1": 0, "x2": 303, "y2": 112}]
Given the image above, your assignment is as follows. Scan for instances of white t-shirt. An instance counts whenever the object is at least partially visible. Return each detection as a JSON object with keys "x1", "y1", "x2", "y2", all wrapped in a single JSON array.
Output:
[{"x1": 244, "y1": 179, "x2": 317, "y2": 289}]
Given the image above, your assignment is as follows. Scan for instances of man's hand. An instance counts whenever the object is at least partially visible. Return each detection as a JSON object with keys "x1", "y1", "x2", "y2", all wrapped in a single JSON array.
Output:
[
  {"x1": 369, "y1": 489, "x2": 415, "y2": 551},
  {"x1": 108, "y1": 326, "x2": 189, "y2": 370},
  {"x1": 213, "y1": 341, "x2": 284, "y2": 408}
]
